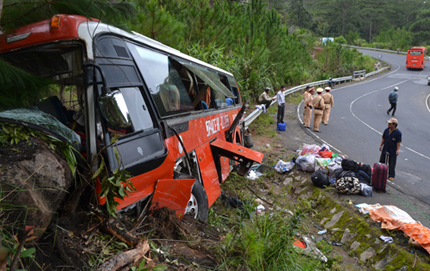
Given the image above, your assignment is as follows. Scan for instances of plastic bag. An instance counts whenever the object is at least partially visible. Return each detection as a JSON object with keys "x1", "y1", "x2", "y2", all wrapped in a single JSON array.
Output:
[
  {"x1": 315, "y1": 158, "x2": 331, "y2": 172},
  {"x1": 274, "y1": 159, "x2": 295, "y2": 173},
  {"x1": 360, "y1": 183, "x2": 373, "y2": 197},
  {"x1": 328, "y1": 161, "x2": 342, "y2": 178},
  {"x1": 295, "y1": 155, "x2": 316, "y2": 172},
  {"x1": 320, "y1": 144, "x2": 330, "y2": 151},
  {"x1": 301, "y1": 144, "x2": 320, "y2": 156}
]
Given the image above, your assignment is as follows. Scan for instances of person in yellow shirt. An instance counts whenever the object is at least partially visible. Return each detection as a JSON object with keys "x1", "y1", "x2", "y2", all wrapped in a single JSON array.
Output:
[
  {"x1": 312, "y1": 88, "x2": 325, "y2": 132},
  {"x1": 303, "y1": 86, "x2": 314, "y2": 128},
  {"x1": 258, "y1": 87, "x2": 275, "y2": 111},
  {"x1": 322, "y1": 87, "x2": 334, "y2": 125}
]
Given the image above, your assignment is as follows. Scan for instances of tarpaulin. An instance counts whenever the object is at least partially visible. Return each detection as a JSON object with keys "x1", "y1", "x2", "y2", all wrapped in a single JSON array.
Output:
[
  {"x1": 400, "y1": 223, "x2": 430, "y2": 254},
  {"x1": 365, "y1": 204, "x2": 430, "y2": 254}
]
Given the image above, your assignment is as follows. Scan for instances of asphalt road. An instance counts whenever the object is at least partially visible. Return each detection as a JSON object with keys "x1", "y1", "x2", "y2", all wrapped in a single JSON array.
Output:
[{"x1": 297, "y1": 49, "x2": 430, "y2": 227}]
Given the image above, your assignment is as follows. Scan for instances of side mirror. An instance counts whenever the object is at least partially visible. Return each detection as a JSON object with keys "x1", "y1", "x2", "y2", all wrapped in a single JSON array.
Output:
[{"x1": 98, "y1": 90, "x2": 132, "y2": 129}]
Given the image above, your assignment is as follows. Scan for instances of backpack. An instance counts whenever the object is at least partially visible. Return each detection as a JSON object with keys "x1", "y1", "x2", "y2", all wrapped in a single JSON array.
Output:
[
  {"x1": 341, "y1": 159, "x2": 359, "y2": 172},
  {"x1": 311, "y1": 170, "x2": 329, "y2": 188},
  {"x1": 336, "y1": 176, "x2": 360, "y2": 194}
]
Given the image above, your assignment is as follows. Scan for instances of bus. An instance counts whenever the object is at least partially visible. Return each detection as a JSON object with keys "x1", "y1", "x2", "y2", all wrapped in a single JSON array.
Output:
[
  {"x1": 0, "y1": 14, "x2": 263, "y2": 220},
  {"x1": 406, "y1": 46, "x2": 428, "y2": 70}
]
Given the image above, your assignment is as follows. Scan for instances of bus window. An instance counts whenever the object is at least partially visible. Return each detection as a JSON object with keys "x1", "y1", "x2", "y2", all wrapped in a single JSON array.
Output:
[
  {"x1": 126, "y1": 43, "x2": 194, "y2": 117},
  {"x1": 409, "y1": 51, "x2": 422, "y2": 55}
]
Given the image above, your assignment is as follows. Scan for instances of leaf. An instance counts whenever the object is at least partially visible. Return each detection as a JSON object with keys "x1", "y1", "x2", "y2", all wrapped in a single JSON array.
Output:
[
  {"x1": 153, "y1": 265, "x2": 168, "y2": 271},
  {"x1": 137, "y1": 258, "x2": 147, "y2": 271},
  {"x1": 20, "y1": 247, "x2": 36, "y2": 258},
  {"x1": 92, "y1": 160, "x2": 105, "y2": 179}
]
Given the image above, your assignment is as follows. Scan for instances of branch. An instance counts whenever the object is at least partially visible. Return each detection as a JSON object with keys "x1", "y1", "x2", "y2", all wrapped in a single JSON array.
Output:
[{"x1": 96, "y1": 240, "x2": 149, "y2": 271}]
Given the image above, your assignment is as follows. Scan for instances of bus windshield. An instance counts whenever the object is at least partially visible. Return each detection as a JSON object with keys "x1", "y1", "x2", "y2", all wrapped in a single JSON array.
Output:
[{"x1": 409, "y1": 51, "x2": 422, "y2": 55}]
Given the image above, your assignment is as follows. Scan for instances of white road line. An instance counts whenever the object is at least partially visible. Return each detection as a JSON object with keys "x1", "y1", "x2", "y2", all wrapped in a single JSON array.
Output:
[
  {"x1": 426, "y1": 93, "x2": 430, "y2": 113},
  {"x1": 350, "y1": 80, "x2": 430, "y2": 161},
  {"x1": 297, "y1": 64, "x2": 401, "y2": 156}
]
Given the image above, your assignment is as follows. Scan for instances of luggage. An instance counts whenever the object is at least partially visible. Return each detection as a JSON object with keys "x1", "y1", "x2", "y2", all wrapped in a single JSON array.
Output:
[
  {"x1": 372, "y1": 163, "x2": 388, "y2": 192},
  {"x1": 336, "y1": 176, "x2": 360, "y2": 194},
  {"x1": 341, "y1": 159, "x2": 359, "y2": 172},
  {"x1": 277, "y1": 122, "x2": 286, "y2": 131},
  {"x1": 358, "y1": 163, "x2": 372, "y2": 177},
  {"x1": 311, "y1": 170, "x2": 329, "y2": 188},
  {"x1": 356, "y1": 170, "x2": 371, "y2": 185}
]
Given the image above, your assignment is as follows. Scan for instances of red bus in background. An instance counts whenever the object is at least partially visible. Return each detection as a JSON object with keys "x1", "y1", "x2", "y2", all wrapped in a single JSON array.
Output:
[
  {"x1": 406, "y1": 46, "x2": 428, "y2": 70},
  {"x1": 0, "y1": 15, "x2": 263, "y2": 220}
]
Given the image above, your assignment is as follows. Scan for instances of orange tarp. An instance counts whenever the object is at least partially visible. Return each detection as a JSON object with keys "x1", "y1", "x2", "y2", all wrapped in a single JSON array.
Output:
[
  {"x1": 367, "y1": 205, "x2": 430, "y2": 254},
  {"x1": 400, "y1": 224, "x2": 430, "y2": 254}
]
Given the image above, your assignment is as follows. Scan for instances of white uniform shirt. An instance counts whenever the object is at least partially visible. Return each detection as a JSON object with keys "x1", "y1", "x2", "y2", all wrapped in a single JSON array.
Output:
[{"x1": 277, "y1": 90, "x2": 285, "y2": 105}]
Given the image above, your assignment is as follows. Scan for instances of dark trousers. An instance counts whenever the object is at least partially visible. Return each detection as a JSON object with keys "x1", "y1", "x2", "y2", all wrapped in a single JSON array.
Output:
[
  {"x1": 387, "y1": 102, "x2": 397, "y2": 116},
  {"x1": 277, "y1": 103, "x2": 285, "y2": 123},
  {"x1": 379, "y1": 152, "x2": 397, "y2": 178},
  {"x1": 261, "y1": 100, "x2": 272, "y2": 110}
]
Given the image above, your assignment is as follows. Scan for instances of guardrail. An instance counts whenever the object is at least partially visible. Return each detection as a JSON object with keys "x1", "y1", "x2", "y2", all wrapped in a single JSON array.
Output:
[
  {"x1": 352, "y1": 70, "x2": 366, "y2": 79},
  {"x1": 343, "y1": 45, "x2": 407, "y2": 56},
  {"x1": 243, "y1": 60, "x2": 390, "y2": 130}
]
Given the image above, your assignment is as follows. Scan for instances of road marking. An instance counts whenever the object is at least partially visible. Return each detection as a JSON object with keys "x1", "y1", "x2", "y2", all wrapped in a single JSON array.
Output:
[
  {"x1": 426, "y1": 93, "x2": 430, "y2": 113},
  {"x1": 297, "y1": 63, "x2": 401, "y2": 156},
  {"x1": 350, "y1": 80, "x2": 430, "y2": 161}
]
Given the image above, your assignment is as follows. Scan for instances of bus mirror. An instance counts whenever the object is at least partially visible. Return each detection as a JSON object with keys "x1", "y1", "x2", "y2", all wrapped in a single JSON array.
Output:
[{"x1": 98, "y1": 90, "x2": 132, "y2": 129}]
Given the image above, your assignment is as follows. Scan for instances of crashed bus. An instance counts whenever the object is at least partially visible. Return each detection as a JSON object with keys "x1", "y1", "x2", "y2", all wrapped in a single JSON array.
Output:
[{"x1": 0, "y1": 14, "x2": 263, "y2": 220}]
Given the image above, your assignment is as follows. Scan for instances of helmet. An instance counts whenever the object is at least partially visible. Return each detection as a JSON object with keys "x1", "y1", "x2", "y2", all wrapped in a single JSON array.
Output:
[
  {"x1": 394, "y1": 86, "x2": 398, "y2": 91},
  {"x1": 265, "y1": 87, "x2": 271, "y2": 92}
]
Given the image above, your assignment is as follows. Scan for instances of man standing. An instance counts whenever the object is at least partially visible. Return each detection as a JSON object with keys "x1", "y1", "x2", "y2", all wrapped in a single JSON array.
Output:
[
  {"x1": 322, "y1": 87, "x2": 334, "y2": 125},
  {"x1": 303, "y1": 86, "x2": 314, "y2": 128},
  {"x1": 312, "y1": 88, "x2": 325, "y2": 132},
  {"x1": 379, "y1": 118, "x2": 402, "y2": 181},
  {"x1": 387, "y1": 86, "x2": 399, "y2": 116},
  {"x1": 259, "y1": 87, "x2": 275, "y2": 111},
  {"x1": 276, "y1": 85, "x2": 286, "y2": 123}
]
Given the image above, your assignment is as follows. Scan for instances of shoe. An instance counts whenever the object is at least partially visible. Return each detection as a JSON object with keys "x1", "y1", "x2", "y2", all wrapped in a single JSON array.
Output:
[
  {"x1": 386, "y1": 111, "x2": 389, "y2": 115},
  {"x1": 314, "y1": 130, "x2": 320, "y2": 133},
  {"x1": 324, "y1": 123, "x2": 327, "y2": 125},
  {"x1": 305, "y1": 126, "x2": 310, "y2": 129},
  {"x1": 388, "y1": 177, "x2": 394, "y2": 181}
]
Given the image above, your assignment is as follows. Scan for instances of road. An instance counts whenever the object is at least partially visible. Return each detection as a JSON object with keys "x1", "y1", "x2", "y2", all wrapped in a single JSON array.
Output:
[{"x1": 297, "y1": 49, "x2": 430, "y2": 227}]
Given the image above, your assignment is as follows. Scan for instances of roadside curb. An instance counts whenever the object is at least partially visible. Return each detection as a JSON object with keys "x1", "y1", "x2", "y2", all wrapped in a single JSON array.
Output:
[{"x1": 292, "y1": 175, "x2": 430, "y2": 270}]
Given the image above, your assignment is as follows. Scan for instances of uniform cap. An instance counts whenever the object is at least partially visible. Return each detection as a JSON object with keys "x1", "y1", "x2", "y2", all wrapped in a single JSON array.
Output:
[
  {"x1": 325, "y1": 87, "x2": 331, "y2": 91},
  {"x1": 265, "y1": 87, "x2": 271, "y2": 92},
  {"x1": 316, "y1": 88, "x2": 323, "y2": 93},
  {"x1": 387, "y1": 118, "x2": 398, "y2": 124}
]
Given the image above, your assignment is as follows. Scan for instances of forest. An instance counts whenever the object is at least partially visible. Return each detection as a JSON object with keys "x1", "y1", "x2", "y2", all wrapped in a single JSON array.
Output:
[{"x1": 3, "y1": 0, "x2": 427, "y2": 104}]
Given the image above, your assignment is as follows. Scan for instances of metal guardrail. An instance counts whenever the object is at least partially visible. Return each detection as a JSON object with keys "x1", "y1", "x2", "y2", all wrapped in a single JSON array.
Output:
[
  {"x1": 344, "y1": 45, "x2": 407, "y2": 56},
  {"x1": 243, "y1": 57, "x2": 390, "y2": 130},
  {"x1": 352, "y1": 70, "x2": 366, "y2": 78}
]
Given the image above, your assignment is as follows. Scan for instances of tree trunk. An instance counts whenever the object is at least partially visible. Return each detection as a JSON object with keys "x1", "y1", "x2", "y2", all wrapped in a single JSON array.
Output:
[{"x1": 0, "y1": 0, "x2": 4, "y2": 26}]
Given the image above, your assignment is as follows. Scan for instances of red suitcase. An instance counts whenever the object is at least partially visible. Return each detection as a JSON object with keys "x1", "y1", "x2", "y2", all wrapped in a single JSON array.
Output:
[{"x1": 372, "y1": 163, "x2": 388, "y2": 192}]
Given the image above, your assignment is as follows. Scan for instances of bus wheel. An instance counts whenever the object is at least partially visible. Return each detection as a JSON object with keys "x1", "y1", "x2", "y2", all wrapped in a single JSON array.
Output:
[{"x1": 178, "y1": 175, "x2": 209, "y2": 222}]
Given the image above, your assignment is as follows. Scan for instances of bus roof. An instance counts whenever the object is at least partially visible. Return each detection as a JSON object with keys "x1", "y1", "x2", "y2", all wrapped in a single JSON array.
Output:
[
  {"x1": 408, "y1": 46, "x2": 427, "y2": 51},
  {"x1": 0, "y1": 14, "x2": 233, "y2": 77}
]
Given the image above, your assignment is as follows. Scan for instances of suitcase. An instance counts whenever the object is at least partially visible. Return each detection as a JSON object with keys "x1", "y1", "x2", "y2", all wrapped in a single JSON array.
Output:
[
  {"x1": 372, "y1": 163, "x2": 388, "y2": 192},
  {"x1": 277, "y1": 122, "x2": 286, "y2": 131}
]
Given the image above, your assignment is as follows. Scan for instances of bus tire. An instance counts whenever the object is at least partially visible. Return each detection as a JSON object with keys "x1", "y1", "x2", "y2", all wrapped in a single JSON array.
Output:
[{"x1": 178, "y1": 175, "x2": 209, "y2": 222}]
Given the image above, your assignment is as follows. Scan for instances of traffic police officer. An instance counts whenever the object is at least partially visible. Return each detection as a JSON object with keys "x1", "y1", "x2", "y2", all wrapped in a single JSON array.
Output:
[
  {"x1": 312, "y1": 88, "x2": 325, "y2": 132},
  {"x1": 303, "y1": 86, "x2": 314, "y2": 128},
  {"x1": 322, "y1": 87, "x2": 334, "y2": 125}
]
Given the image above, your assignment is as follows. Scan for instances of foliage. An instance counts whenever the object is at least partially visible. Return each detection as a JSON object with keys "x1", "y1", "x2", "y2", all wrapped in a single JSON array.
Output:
[
  {"x1": 216, "y1": 201, "x2": 325, "y2": 270},
  {"x1": 92, "y1": 136, "x2": 136, "y2": 216}
]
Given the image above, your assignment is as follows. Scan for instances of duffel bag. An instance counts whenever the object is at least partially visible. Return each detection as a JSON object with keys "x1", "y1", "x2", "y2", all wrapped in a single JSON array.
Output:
[
  {"x1": 311, "y1": 170, "x2": 329, "y2": 188},
  {"x1": 341, "y1": 159, "x2": 359, "y2": 172},
  {"x1": 336, "y1": 176, "x2": 360, "y2": 195}
]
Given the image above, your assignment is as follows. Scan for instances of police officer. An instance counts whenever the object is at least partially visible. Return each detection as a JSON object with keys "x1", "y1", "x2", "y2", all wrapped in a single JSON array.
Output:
[
  {"x1": 322, "y1": 87, "x2": 334, "y2": 125},
  {"x1": 312, "y1": 88, "x2": 325, "y2": 132},
  {"x1": 303, "y1": 86, "x2": 315, "y2": 128}
]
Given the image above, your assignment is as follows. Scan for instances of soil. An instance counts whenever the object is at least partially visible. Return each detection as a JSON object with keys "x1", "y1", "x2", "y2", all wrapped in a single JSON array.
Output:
[{"x1": 3, "y1": 102, "x2": 381, "y2": 270}]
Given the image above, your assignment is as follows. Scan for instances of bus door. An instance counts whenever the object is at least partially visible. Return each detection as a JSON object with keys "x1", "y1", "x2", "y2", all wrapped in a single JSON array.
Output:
[{"x1": 91, "y1": 35, "x2": 167, "y2": 178}]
